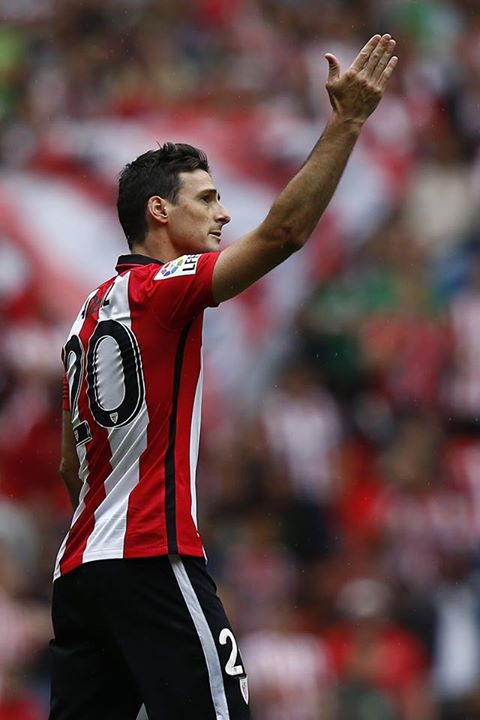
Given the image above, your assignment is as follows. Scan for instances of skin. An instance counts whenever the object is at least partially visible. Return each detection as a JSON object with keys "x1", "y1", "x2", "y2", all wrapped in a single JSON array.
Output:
[
  {"x1": 145, "y1": 172, "x2": 231, "y2": 258},
  {"x1": 61, "y1": 34, "x2": 398, "y2": 508},
  {"x1": 60, "y1": 416, "x2": 81, "y2": 509}
]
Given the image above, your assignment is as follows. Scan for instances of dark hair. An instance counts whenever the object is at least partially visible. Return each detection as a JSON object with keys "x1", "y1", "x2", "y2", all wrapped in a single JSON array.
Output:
[{"x1": 117, "y1": 142, "x2": 210, "y2": 249}]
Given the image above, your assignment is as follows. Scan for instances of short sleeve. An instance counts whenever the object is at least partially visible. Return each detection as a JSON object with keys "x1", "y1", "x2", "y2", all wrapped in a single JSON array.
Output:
[
  {"x1": 62, "y1": 374, "x2": 70, "y2": 411},
  {"x1": 143, "y1": 252, "x2": 220, "y2": 328}
]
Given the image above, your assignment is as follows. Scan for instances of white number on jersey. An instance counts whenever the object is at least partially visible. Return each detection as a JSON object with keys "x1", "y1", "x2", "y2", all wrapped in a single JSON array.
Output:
[{"x1": 219, "y1": 628, "x2": 244, "y2": 676}]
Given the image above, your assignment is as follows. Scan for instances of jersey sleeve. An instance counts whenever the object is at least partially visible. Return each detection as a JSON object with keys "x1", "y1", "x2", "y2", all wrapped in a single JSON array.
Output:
[
  {"x1": 143, "y1": 252, "x2": 220, "y2": 328},
  {"x1": 62, "y1": 373, "x2": 70, "y2": 411}
]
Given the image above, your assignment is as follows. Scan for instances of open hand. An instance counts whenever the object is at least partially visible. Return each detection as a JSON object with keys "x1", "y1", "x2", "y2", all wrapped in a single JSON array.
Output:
[{"x1": 325, "y1": 34, "x2": 398, "y2": 125}]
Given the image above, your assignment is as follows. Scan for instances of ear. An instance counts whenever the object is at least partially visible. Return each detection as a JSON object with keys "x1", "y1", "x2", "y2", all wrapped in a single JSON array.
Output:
[{"x1": 147, "y1": 195, "x2": 169, "y2": 226}]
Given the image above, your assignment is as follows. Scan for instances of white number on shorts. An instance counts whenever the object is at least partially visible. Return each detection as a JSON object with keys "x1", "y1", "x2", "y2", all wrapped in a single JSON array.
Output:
[{"x1": 219, "y1": 628, "x2": 244, "y2": 676}]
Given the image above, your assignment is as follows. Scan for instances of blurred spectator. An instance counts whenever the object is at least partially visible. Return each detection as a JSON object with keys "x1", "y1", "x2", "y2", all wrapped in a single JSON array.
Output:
[
  {"x1": 404, "y1": 116, "x2": 476, "y2": 259},
  {"x1": 241, "y1": 603, "x2": 334, "y2": 720},
  {"x1": 446, "y1": 256, "x2": 480, "y2": 424},
  {"x1": 325, "y1": 578, "x2": 433, "y2": 720},
  {"x1": 0, "y1": 503, "x2": 50, "y2": 718},
  {"x1": 375, "y1": 415, "x2": 476, "y2": 591},
  {"x1": 299, "y1": 212, "x2": 448, "y2": 412},
  {"x1": 432, "y1": 551, "x2": 480, "y2": 720},
  {"x1": 0, "y1": 304, "x2": 66, "y2": 513},
  {"x1": 259, "y1": 360, "x2": 342, "y2": 506},
  {"x1": 219, "y1": 508, "x2": 297, "y2": 634},
  {"x1": 357, "y1": 215, "x2": 448, "y2": 412}
]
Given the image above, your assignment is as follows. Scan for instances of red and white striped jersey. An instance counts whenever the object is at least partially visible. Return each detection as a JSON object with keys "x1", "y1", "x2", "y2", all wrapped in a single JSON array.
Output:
[{"x1": 54, "y1": 252, "x2": 219, "y2": 579}]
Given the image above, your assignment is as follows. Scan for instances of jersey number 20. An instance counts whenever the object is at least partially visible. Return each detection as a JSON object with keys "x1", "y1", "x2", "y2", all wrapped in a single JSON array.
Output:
[{"x1": 64, "y1": 320, "x2": 145, "y2": 428}]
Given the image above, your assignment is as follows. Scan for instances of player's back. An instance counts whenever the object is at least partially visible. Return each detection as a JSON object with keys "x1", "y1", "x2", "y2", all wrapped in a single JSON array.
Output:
[{"x1": 55, "y1": 252, "x2": 220, "y2": 578}]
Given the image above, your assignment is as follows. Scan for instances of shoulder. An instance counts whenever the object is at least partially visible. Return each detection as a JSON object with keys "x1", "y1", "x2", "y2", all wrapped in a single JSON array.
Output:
[
  {"x1": 154, "y1": 253, "x2": 217, "y2": 282},
  {"x1": 126, "y1": 254, "x2": 216, "y2": 284},
  {"x1": 126, "y1": 253, "x2": 220, "y2": 326}
]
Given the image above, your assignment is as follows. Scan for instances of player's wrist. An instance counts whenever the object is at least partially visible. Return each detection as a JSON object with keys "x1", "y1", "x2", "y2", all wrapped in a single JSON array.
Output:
[{"x1": 328, "y1": 110, "x2": 365, "y2": 134}]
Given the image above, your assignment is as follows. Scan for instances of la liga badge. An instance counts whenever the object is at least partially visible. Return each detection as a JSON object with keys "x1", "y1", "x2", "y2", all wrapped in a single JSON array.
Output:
[{"x1": 155, "y1": 254, "x2": 200, "y2": 280}]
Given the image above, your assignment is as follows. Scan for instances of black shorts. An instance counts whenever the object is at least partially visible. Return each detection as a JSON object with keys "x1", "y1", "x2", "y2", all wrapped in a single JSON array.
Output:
[{"x1": 49, "y1": 556, "x2": 250, "y2": 720}]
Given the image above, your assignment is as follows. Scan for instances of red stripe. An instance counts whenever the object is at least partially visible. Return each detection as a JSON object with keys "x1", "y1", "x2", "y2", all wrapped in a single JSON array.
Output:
[{"x1": 123, "y1": 272, "x2": 170, "y2": 555}]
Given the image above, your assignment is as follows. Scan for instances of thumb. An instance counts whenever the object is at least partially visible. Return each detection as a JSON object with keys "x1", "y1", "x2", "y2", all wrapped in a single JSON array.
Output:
[{"x1": 325, "y1": 53, "x2": 340, "y2": 83}]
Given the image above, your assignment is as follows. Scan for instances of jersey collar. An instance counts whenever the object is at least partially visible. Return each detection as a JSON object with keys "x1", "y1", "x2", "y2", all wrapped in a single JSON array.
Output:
[{"x1": 116, "y1": 254, "x2": 165, "y2": 272}]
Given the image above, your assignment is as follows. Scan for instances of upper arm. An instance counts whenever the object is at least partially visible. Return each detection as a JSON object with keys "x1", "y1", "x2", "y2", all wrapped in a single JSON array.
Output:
[{"x1": 212, "y1": 229, "x2": 298, "y2": 304}]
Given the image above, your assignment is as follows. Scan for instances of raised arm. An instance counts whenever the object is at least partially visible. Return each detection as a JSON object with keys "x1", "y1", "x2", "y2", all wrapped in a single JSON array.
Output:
[{"x1": 212, "y1": 34, "x2": 398, "y2": 303}]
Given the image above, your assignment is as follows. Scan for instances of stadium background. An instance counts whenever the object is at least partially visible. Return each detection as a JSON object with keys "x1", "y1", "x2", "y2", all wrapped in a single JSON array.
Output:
[{"x1": 0, "y1": 0, "x2": 480, "y2": 718}]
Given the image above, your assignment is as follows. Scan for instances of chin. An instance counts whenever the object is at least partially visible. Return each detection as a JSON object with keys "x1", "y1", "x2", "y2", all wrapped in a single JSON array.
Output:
[{"x1": 204, "y1": 238, "x2": 222, "y2": 253}]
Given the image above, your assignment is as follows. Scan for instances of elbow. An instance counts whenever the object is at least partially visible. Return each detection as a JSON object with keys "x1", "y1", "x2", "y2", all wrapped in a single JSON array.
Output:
[
  {"x1": 263, "y1": 223, "x2": 306, "y2": 254},
  {"x1": 281, "y1": 234, "x2": 305, "y2": 254},
  {"x1": 287, "y1": 234, "x2": 308, "y2": 253},
  {"x1": 59, "y1": 457, "x2": 70, "y2": 480}
]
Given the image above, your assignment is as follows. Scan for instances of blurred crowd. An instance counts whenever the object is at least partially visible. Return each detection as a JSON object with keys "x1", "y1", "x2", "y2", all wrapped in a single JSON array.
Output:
[{"x1": 1, "y1": 0, "x2": 480, "y2": 718}]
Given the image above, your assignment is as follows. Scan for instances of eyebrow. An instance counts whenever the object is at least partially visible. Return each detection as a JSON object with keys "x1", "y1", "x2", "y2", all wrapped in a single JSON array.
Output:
[{"x1": 198, "y1": 188, "x2": 221, "y2": 201}]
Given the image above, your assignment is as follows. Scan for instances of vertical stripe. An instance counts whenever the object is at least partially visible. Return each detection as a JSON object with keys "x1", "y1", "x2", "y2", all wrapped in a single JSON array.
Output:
[
  {"x1": 189, "y1": 361, "x2": 203, "y2": 528},
  {"x1": 165, "y1": 322, "x2": 193, "y2": 554},
  {"x1": 169, "y1": 556, "x2": 230, "y2": 720},
  {"x1": 83, "y1": 272, "x2": 149, "y2": 561}
]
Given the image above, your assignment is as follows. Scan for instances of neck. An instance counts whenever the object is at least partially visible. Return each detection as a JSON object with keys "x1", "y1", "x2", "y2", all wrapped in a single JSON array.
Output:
[{"x1": 130, "y1": 233, "x2": 177, "y2": 263}]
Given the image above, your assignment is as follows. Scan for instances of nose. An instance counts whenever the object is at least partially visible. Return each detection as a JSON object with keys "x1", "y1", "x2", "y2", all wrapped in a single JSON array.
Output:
[{"x1": 216, "y1": 203, "x2": 231, "y2": 226}]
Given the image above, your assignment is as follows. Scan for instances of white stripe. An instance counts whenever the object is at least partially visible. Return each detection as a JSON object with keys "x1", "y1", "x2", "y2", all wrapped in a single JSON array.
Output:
[
  {"x1": 189, "y1": 361, "x2": 203, "y2": 528},
  {"x1": 83, "y1": 273, "x2": 149, "y2": 562},
  {"x1": 170, "y1": 556, "x2": 230, "y2": 720}
]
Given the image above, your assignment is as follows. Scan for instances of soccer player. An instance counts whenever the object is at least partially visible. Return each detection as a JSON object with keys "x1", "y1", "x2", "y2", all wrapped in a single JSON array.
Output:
[{"x1": 50, "y1": 34, "x2": 397, "y2": 720}]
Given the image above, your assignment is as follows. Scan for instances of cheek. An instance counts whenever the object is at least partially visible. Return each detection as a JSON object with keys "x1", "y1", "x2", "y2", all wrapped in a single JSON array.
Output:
[{"x1": 178, "y1": 206, "x2": 206, "y2": 226}]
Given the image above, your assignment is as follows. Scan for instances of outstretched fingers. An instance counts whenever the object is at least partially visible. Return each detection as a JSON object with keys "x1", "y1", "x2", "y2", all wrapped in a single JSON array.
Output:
[
  {"x1": 363, "y1": 34, "x2": 392, "y2": 76},
  {"x1": 378, "y1": 55, "x2": 398, "y2": 91},
  {"x1": 370, "y1": 38, "x2": 396, "y2": 82},
  {"x1": 349, "y1": 34, "x2": 382, "y2": 73}
]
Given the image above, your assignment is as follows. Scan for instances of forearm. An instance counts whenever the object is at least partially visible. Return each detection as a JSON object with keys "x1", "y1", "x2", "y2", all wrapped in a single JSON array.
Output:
[
  {"x1": 60, "y1": 409, "x2": 81, "y2": 510},
  {"x1": 260, "y1": 34, "x2": 397, "y2": 251},
  {"x1": 63, "y1": 474, "x2": 82, "y2": 510},
  {"x1": 60, "y1": 460, "x2": 82, "y2": 510},
  {"x1": 211, "y1": 35, "x2": 397, "y2": 303},
  {"x1": 261, "y1": 112, "x2": 362, "y2": 249}
]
